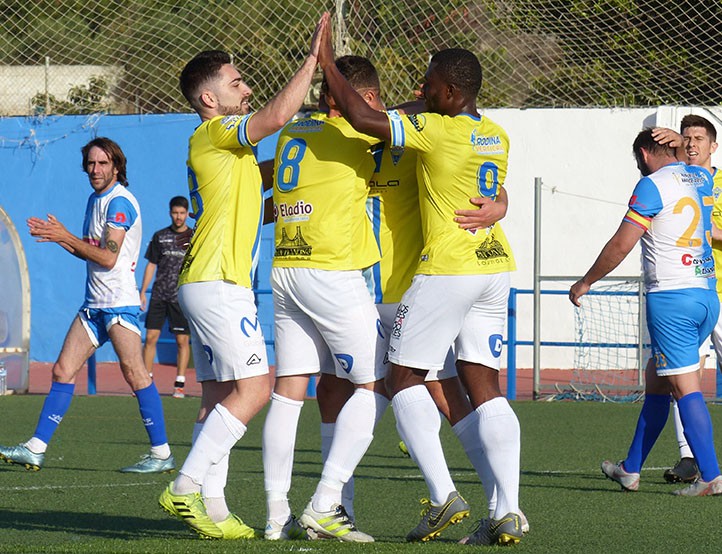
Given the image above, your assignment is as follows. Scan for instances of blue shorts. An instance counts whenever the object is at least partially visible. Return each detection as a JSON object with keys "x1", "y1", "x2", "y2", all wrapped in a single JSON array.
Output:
[
  {"x1": 79, "y1": 306, "x2": 142, "y2": 348},
  {"x1": 646, "y1": 288, "x2": 719, "y2": 376}
]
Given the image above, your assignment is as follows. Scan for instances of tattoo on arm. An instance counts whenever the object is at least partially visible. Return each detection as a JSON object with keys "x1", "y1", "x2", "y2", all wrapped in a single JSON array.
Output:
[{"x1": 106, "y1": 239, "x2": 119, "y2": 253}]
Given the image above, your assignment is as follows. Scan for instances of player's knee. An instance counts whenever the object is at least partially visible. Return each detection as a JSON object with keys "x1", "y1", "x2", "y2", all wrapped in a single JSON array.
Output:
[{"x1": 51, "y1": 361, "x2": 80, "y2": 383}]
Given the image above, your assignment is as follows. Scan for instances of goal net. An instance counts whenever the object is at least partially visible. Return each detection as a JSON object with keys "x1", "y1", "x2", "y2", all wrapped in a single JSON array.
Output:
[{"x1": 558, "y1": 279, "x2": 646, "y2": 402}]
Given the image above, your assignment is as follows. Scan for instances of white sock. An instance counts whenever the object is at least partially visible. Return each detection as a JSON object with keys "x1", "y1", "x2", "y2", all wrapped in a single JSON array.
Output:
[
  {"x1": 25, "y1": 437, "x2": 48, "y2": 454},
  {"x1": 321, "y1": 422, "x2": 355, "y2": 519},
  {"x1": 189, "y1": 421, "x2": 231, "y2": 522},
  {"x1": 672, "y1": 400, "x2": 694, "y2": 459},
  {"x1": 262, "y1": 393, "x2": 303, "y2": 523},
  {"x1": 453, "y1": 411, "x2": 496, "y2": 513},
  {"x1": 312, "y1": 389, "x2": 383, "y2": 513},
  {"x1": 392, "y1": 385, "x2": 455, "y2": 505},
  {"x1": 174, "y1": 404, "x2": 246, "y2": 495},
  {"x1": 150, "y1": 443, "x2": 171, "y2": 460},
  {"x1": 476, "y1": 397, "x2": 520, "y2": 517}
]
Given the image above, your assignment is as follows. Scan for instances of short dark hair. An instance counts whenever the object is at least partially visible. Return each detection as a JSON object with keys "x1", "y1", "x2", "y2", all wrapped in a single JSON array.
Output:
[
  {"x1": 180, "y1": 50, "x2": 232, "y2": 109},
  {"x1": 321, "y1": 55, "x2": 379, "y2": 96},
  {"x1": 680, "y1": 114, "x2": 717, "y2": 142},
  {"x1": 170, "y1": 196, "x2": 189, "y2": 210},
  {"x1": 429, "y1": 48, "x2": 482, "y2": 99},
  {"x1": 81, "y1": 137, "x2": 128, "y2": 187},
  {"x1": 633, "y1": 128, "x2": 675, "y2": 175}
]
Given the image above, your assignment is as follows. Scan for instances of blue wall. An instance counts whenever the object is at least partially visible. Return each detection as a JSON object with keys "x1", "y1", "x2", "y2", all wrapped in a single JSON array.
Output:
[{"x1": 0, "y1": 114, "x2": 278, "y2": 363}]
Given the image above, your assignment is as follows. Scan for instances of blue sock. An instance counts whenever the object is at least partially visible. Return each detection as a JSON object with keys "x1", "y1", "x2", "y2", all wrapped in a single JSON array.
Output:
[
  {"x1": 678, "y1": 391, "x2": 720, "y2": 481},
  {"x1": 33, "y1": 382, "x2": 76, "y2": 444},
  {"x1": 134, "y1": 382, "x2": 168, "y2": 447},
  {"x1": 623, "y1": 394, "x2": 670, "y2": 473}
]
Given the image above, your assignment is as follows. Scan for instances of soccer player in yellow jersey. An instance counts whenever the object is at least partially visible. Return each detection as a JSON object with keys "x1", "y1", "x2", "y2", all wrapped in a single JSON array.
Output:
[
  {"x1": 319, "y1": 33, "x2": 523, "y2": 547},
  {"x1": 262, "y1": 55, "x2": 387, "y2": 543},
  {"x1": 653, "y1": 115, "x2": 721, "y2": 485},
  {"x1": 157, "y1": 13, "x2": 329, "y2": 540}
]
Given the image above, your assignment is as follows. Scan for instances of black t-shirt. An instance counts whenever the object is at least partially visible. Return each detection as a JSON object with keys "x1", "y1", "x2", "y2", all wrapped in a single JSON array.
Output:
[{"x1": 145, "y1": 226, "x2": 193, "y2": 302}]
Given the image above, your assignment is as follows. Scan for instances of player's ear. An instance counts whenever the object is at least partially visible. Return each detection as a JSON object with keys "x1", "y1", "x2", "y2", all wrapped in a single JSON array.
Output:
[{"x1": 199, "y1": 89, "x2": 216, "y2": 109}]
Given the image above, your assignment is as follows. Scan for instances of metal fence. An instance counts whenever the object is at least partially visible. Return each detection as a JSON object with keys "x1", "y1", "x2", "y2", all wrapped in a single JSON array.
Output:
[{"x1": 1, "y1": 1, "x2": 720, "y2": 115}]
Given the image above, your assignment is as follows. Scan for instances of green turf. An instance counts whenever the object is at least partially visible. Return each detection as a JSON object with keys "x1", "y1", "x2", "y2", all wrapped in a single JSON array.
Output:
[{"x1": 1, "y1": 396, "x2": 722, "y2": 553}]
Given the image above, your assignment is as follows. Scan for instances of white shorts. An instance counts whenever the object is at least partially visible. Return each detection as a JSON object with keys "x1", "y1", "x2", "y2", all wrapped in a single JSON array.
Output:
[
  {"x1": 376, "y1": 302, "x2": 457, "y2": 381},
  {"x1": 272, "y1": 267, "x2": 385, "y2": 385},
  {"x1": 388, "y1": 272, "x2": 509, "y2": 371},
  {"x1": 178, "y1": 281, "x2": 269, "y2": 382}
]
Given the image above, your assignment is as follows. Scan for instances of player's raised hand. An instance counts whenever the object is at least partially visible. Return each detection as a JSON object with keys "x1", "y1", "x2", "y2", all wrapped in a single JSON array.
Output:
[
  {"x1": 317, "y1": 12, "x2": 335, "y2": 70},
  {"x1": 309, "y1": 12, "x2": 329, "y2": 61}
]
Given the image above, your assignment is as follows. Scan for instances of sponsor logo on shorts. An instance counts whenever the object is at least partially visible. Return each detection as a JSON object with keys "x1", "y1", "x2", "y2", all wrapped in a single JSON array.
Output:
[
  {"x1": 376, "y1": 318, "x2": 385, "y2": 339},
  {"x1": 240, "y1": 316, "x2": 260, "y2": 337},
  {"x1": 392, "y1": 304, "x2": 409, "y2": 338},
  {"x1": 335, "y1": 353, "x2": 354, "y2": 373},
  {"x1": 203, "y1": 345, "x2": 214, "y2": 365},
  {"x1": 488, "y1": 334, "x2": 503, "y2": 358},
  {"x1": 246, "y1": 354, "x2": 262, "y2": 365}
]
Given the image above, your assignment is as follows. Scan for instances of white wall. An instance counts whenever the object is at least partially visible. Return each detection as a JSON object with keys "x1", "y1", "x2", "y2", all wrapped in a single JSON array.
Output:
[{"x1": 482, "y1": 106, "x2": 722, "y2": 368}]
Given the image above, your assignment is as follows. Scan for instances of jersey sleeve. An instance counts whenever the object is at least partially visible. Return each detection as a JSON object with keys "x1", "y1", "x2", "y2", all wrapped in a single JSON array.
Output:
[
  {"x1": 145, "y1": 231, "x2": 161, "y2": 264},
  {"x1": 624, "y1": 176, "x2": 663, "y2": 231},
  {"x1": 387, "y1": 110, "x2": 438, "y2": 163},
  {"x1": 206, "y1": 114, "x2": 256, "y2": 150},
  {"x1": 106, "y1": 196, "x2": 138, "y2": 231}
]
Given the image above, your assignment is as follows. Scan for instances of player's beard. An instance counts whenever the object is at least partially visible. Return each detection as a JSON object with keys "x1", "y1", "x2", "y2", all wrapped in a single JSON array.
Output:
[{"x1": 218, "y1": 101, "x2": 251, "y2": 116}]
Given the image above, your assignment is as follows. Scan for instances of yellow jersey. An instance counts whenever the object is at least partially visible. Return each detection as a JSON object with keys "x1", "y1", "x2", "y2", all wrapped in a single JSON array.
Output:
[
  {"x1": 711, "y1": 168, "x2": 722, "y2": 294},
  {"x1": 388, "y1": 110, "x2": 516, "y2": 275},
  {"x1": 366, "y1": 145, "x2": 421, "y2": 303},
  {"x1": 179, "y1": 114, "x2": 264, "y2": 288},
  {"x1": 273, "y1": 113, "x2": 381, "y2": 270}
]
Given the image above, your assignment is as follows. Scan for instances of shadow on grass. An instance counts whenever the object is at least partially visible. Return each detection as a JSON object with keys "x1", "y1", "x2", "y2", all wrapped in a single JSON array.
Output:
[{"x1": 0, "y1": 507, "x2": 192, "y2": 539}]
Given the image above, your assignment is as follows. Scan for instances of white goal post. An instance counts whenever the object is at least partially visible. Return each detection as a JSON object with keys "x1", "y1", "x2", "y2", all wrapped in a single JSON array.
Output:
[{"x1": 0, "y1": 204, "x2": 31, "y2": 394}]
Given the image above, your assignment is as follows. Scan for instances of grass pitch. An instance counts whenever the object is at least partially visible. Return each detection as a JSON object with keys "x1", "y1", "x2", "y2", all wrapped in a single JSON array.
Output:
[{"x1": 1, "y1": 395, "x2": 722, "y2": 553}]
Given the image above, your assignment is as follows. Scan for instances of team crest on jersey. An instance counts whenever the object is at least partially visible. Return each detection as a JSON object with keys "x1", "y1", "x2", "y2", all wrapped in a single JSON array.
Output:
[
  {"x1": 407, "y1": 114, "x2": 426, "y2": 132},
  {"x1": 470, "y1": 129, "x2": 505, "y2": 155},
  {"x1": 275, "y1": 226, "x2": 312, "y2": 258},
  {"x1": 475, "y1": 234, "x2": 509, "y2": 263},
  {"x1": 714, "y1": 186, "x2": 721, "y2": 200}
]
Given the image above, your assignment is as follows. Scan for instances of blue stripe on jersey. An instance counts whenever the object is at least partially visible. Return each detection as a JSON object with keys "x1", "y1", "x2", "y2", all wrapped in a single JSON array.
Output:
[
  {"x1": 248, "y1": 180, "x2": 264, "y2": 283},
  {"x1": 82, "y1": 194, "x2": 95, "y2": 239},
  {"x1": 237, "y1": 114, "x2": 252, "y2": 147},
  {"x1": 369, "y1": 196, "x2": 383, "y2": 303},
  {"x1": 388, "y1": 110, "x2": 405, "y2": 146},
  {"x1": 106, "y1": 196, "x2": 138, "y2": 230}
]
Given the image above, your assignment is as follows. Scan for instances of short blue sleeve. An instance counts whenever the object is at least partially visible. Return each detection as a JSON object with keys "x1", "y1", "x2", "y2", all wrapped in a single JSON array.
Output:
[
  {"x1": 106, "y1": 197, "x2": 138, "y2": 230},
  {"x1": 628, "y1": 176, "x2": 663, "y2": 218}
]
